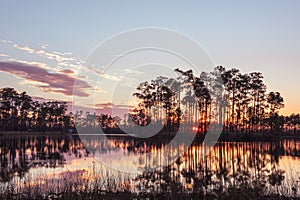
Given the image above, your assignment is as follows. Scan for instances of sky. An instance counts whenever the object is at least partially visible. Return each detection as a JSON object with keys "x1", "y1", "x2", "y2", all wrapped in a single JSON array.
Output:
[{"x1": 0, "y1": 1, "x2": 299, "y2": 115}]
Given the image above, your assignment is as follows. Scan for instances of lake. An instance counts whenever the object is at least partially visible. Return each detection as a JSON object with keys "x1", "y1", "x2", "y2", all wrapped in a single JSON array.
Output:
[{"x1": 0, "y1": 134, "x2": 299, "y2": 198}]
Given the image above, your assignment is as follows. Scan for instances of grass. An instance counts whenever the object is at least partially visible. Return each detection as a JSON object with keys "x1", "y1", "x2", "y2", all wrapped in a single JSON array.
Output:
[
  {"x1": 0, "y1": 187, "x2": 298, "y2": 200},
  {"x1": 1, "y1": 167, "x2": 299, "y2": 200}
]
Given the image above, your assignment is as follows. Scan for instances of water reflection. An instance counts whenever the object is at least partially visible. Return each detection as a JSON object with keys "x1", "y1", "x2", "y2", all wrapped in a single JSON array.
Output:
[{"x1": 0, "y1": 135, "x2": 299, "y2": 197}]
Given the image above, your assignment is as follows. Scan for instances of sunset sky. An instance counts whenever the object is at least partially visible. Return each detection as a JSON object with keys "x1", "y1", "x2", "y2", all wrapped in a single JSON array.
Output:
[{"x1": 0, "y1": 1, "x2": 299, "y2": 115}]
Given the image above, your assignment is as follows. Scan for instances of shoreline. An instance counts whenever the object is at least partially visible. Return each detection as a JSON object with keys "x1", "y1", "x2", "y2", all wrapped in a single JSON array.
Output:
[
  {"x1": 0, "y1": 131, "x2": 300, "y2": 142},
  {"x1": 0, "y1": 131, "x2": 69, "y2": 137}
]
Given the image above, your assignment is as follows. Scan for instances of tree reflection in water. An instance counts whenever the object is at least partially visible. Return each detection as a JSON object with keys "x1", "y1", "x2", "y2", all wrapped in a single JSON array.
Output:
[{"x1": 0, "y1": 135, "x2": 299, "y2": 199}]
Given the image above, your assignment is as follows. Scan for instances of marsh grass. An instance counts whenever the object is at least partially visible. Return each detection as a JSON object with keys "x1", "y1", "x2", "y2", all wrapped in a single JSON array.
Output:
[{"x1": 1, "y1": 165, "x2": 299, "y2": 200}]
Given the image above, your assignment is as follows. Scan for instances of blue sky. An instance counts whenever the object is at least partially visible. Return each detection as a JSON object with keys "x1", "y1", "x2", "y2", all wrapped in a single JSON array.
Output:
[{"x1": 0, "y1": 1, "x2": 300, "y2": 115}]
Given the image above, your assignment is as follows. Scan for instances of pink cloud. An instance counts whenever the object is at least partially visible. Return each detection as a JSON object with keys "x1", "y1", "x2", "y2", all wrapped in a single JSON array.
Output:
[
  {"x1": 94, "y1": 103, "x2": 134, "y2": 117},
  {"x1": 0, "y1": 61, "x2": 91, "y2": 97},
  {"x1": 70, "y1": 103, "x2": 134, "y2": 117},
  {"x1": 59, "y1": 69, "x2": 74, "y2": 74}
]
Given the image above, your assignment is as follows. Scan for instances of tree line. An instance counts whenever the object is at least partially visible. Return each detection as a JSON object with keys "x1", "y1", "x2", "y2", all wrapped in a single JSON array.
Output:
[
  {"x1": 0, "y1": 87, "x2": 70, "y2": 132},
  {"x1": 0, "y1": 88, "x2": 120, "y2": 132},
  {"x1": 131, "y1": 66, "x2": 300, "y2": 134}
]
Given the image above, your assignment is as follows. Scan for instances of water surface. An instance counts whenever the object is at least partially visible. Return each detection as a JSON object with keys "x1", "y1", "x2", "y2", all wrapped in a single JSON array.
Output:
[{"x1": 0, "y1": 134, "x2": 299, "y2": 197}]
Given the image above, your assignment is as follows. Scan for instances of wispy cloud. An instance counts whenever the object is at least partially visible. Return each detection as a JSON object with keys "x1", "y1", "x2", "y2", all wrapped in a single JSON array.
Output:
[
  {"x1": 35, "y1": 49, "x2": 76, "y2": 62},
  {"x1": 13, "y1": 43, "x2": 75, "y2": 64},
  {"x1": 84, "y1": 64, "x2": 120, "y2": 81},
  {"x1": 13, "y1": 44, "x2": 35, "y2": 53},
  {"x1": 123, "y1": 68, "x2": 144, "y2": 75},
  {"x1": 0, "y1": 39, "x2": 12, "y2": 43},
  {"x1": 0, "y1": 53, "x2": 8, "y2": 57},
  {"x1": 13, "y1": 44, "x2": 77, "y2": 64},
  {"x1": 118, "y1": 76, "x2": 140, "y2": 88},
  {"x1": 12, "y1": 44, "x2": 32, "y2": 53},
  {"x1": 0, "y1": 61, "x2": 92, "y2": 97},
  {"x1": 41, "y1": 44, "x2": 48, "y2": 49},
  {"x1": 7, "y1": 58, "x2": 52, "y2": 70},
  {"x1": 10, "y1": 42, "x2": 119, "y2": 81}
]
